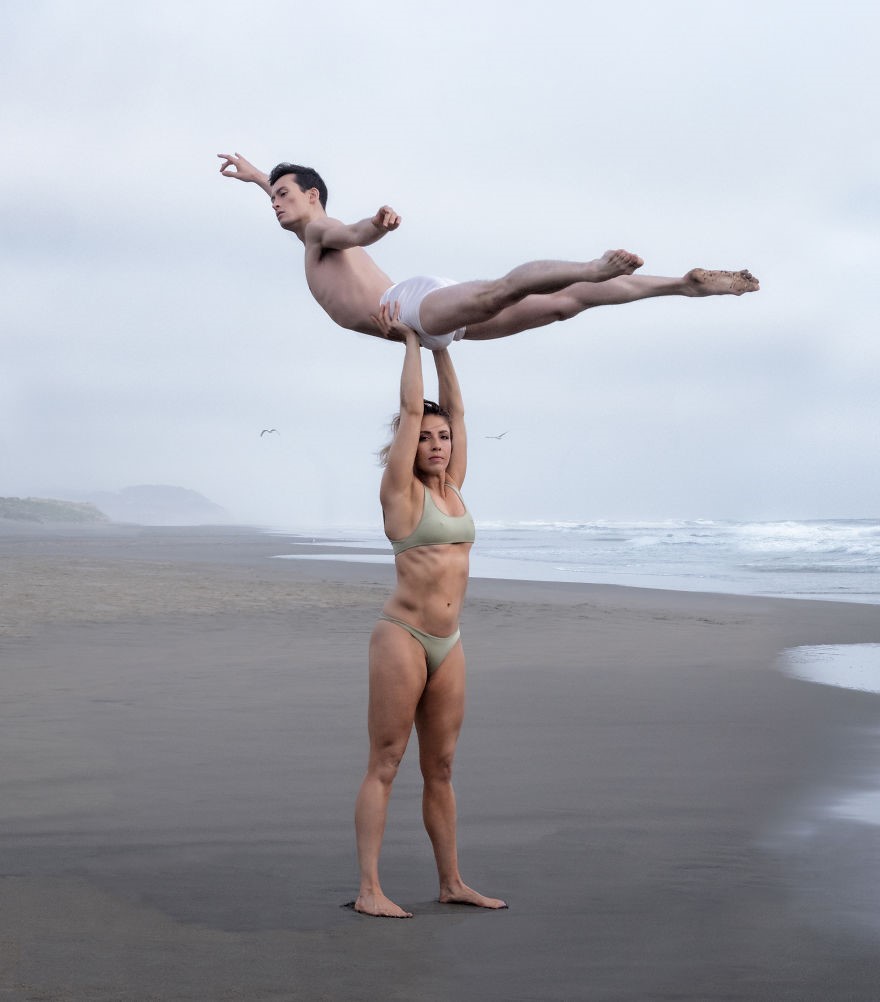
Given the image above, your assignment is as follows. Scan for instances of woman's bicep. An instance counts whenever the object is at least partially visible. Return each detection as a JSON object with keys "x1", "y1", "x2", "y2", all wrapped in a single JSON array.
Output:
[
  {"x1": 446, "y1": 417, "x2": 468, "y2": 487},
  {"x1": 379, "y1": 411, "x2": 421, "y2": 498}
]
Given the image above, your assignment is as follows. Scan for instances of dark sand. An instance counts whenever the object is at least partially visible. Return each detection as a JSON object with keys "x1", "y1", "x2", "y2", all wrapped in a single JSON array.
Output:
[{"x1": 2, "y1": 523, "x2": 880, "y2": 1001}]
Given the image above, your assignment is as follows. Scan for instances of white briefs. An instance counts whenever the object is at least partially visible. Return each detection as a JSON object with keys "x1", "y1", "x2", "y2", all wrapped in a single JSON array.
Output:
[{"x1": 379, "y1": 275, "x2": 467, "y2": 350}]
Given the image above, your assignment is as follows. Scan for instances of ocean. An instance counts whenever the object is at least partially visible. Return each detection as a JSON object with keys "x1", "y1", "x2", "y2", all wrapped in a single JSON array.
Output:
[
  {"x1": 275, "y1": 517, "x2": 880, "y2": 606},
  {"x1": 276, "y1": 518, "x2": 880, "y2": 837}
]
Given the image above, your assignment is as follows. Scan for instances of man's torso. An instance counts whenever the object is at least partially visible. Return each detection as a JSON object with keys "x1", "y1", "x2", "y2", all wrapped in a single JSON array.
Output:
[{"x1": 303, "y1": 237, "x2": 393, "y2": 335}]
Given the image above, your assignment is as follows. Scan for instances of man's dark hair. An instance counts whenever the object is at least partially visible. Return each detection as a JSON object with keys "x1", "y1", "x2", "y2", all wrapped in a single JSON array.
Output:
[{"x1": 269, "y1": 163, "x2": 328, "y2": 208}]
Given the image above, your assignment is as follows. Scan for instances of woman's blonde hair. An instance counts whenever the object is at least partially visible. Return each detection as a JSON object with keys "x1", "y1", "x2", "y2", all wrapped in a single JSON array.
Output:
[{"x1": 377, "y1": 400, "x2": 451, "y2": 467}]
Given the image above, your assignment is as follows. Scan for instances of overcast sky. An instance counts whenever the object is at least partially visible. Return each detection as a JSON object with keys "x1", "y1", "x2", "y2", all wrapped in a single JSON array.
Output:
[{"x1": 3, "y1": 1, "x2": 878, "y2": 528}]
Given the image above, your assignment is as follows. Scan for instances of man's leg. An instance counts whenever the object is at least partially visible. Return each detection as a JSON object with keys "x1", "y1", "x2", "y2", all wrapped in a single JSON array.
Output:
[
  {"x1": 418, "y1": 249, "x2": 644, "y2": 337},
  {"x1": 461, "y1": 268, "x2": 760, "y2": 341}
]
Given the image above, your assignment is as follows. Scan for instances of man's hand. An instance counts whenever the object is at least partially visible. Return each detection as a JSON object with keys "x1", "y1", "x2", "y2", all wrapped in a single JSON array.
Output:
[
  {"x1": 217, "y1": 152, "x2": 266, "y2": 185},
  {"x1": 371, "y1": 206, "x2": 402, "y2": 233}
]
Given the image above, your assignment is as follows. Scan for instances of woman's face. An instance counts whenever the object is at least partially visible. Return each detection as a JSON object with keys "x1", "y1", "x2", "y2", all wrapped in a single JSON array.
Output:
[{"x1": 415, "y1": 414, "x2": 452, "y2": 475}]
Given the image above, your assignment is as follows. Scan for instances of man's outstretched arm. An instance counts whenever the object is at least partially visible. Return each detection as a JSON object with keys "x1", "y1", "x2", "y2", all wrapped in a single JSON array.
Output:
[
  {"x1": 218, "y1": 151, "x2": 401, "y2": 249},
  {"x1": 309, "y1": 207, "x2": 401, "y2": 251},
  {"x1": 217, "y1": 152, "x2": 271, "y2": 195}
]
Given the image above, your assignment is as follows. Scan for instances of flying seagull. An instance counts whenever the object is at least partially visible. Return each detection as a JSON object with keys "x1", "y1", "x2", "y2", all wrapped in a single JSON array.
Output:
[
  {"x1": 485, "y1": 431, "x2": 509, "y2": 440},
  {"x1": 260, "y1": 428, "x2": 279, "y2": 437}
]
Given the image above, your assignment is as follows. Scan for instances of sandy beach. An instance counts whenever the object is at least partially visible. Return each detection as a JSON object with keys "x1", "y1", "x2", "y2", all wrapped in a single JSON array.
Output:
[{"x1": 2, "y1": 522, "x2": 880, "y2": 1001}]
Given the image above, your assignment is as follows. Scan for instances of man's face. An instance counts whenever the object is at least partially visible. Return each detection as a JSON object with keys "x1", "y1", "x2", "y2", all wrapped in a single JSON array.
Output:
[{"x1": 270, "y1": 175, "x2": 312, "y2": 229}]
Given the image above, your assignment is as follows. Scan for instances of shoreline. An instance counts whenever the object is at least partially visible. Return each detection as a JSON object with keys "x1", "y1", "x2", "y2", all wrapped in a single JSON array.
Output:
[
  {"x1": 6, "y1": 517, "x2": 876, "y2": 607},
  {"x1": 3, "y1": 521, "x2": 880, "y2": 999},
  {"x1": 270, "y1": 519, "x2": 880, "y2": 607}
]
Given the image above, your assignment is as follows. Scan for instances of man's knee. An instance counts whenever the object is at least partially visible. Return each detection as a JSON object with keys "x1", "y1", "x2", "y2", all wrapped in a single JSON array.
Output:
[
  {"x1": 549, "y1": 294, "x2": 581, "y2": 323},
  {"x1": 475, "y1": 279, "x2": 518, "y2": 317}
]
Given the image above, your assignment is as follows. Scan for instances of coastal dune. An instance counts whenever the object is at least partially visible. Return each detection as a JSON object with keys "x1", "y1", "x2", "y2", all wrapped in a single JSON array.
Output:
[{"x1": 2, "y1": 523, "x2": 880, "y2": 1000}]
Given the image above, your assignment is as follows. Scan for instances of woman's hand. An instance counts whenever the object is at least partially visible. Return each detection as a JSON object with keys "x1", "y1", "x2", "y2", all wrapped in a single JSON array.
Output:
[{"x1": 371, "y1": 302, "x2": 419, "y2": 345}]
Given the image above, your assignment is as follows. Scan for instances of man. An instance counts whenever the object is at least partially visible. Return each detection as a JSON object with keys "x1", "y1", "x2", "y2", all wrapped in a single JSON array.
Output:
[{"x1": 218, "y1": 152, "x2": 759, "y2": 348}]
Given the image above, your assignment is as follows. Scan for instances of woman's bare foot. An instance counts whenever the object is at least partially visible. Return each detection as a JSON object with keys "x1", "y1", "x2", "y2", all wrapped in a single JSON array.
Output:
[
  {"x1": 587, "y1": 249, "x2": 645, "y2": 283},
  {"x1": 439, "y1": 880, "x2": 508, "y2": 909},
  {"x1": 354, "y1": 891, "x2": 413, "y2": 918},
  {"x1": 685, "y1": 268, "x2": 760, "y2": 296}
]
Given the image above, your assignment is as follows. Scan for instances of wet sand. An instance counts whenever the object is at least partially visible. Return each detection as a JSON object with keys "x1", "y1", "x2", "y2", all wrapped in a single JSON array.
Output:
[{"x1": 2, "y1": 522, "x2": 880, "y2": 1001}]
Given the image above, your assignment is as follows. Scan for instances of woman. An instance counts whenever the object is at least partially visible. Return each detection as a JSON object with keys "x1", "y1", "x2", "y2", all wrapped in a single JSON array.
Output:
[{"x1": 353, "y1": 303, "x2": 507, "y2": 918}]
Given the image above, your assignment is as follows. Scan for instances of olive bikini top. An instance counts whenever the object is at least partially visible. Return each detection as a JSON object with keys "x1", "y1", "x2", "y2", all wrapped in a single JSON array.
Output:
[{"x1": 390, "y1": 483, "x2": 476, "y2": 556}]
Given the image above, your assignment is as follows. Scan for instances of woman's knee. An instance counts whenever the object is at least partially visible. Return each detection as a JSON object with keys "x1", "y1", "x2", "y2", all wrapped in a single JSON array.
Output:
[
  {"x1": 369, "y1": 741, "x2": 407, "y2": 785},
  {"x1": 420, "y1": 749, "x2": 455, "y2": 785}
]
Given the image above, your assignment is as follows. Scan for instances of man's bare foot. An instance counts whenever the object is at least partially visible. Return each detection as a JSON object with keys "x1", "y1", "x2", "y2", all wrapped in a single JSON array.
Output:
[
  {"x1": 586, "y1": 249, "x2": 644, "y2": 283},
  {"x1": 685, "y1": 268, "x2": 760, "y2": 296},
  {"x1": 439, "y1": 881, "x2": 508, "y2": 909},
  {"x1": 354, "y1": 892, "x2": 413, "y2": 918}
]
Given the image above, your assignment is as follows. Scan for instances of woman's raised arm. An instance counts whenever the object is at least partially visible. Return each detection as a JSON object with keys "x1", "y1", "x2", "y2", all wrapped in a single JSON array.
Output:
[
  {"x1": 433, "y1": 348, "x2": 467, "y2": 488},
  {"x1": 374, "y1": 305, "x2": 425, "y2": 507}
]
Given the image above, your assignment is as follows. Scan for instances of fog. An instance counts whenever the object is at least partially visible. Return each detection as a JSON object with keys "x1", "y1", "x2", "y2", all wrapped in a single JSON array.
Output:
[{"x1": 3, "y1": 1, "x2": 878, "y2": 527}]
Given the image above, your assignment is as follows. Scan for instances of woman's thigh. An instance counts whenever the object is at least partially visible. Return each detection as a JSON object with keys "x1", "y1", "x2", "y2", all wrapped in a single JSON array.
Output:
[
  {"x1": 366, "y1": 620, "x2": 430, "y2": 753},
  {"x1": 414, "y1": 641, "x2": 467, "y2": 767}
]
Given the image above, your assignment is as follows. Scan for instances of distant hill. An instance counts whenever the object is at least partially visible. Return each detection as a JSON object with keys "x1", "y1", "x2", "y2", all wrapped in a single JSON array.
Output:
[
  {"x1": 0, "y1": 497, "x2": 109, "y2": 524},
  {"x1": 76, "y1": 485, "x2": 230, "y2": 526},
  {"x1": 2, "y1": 486, "x2": 230, "y2": 527}
]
